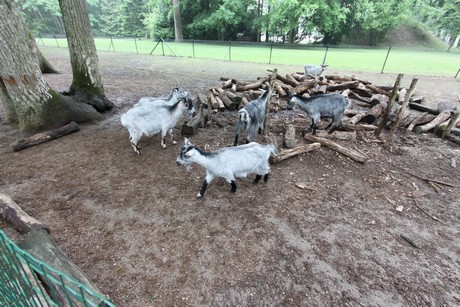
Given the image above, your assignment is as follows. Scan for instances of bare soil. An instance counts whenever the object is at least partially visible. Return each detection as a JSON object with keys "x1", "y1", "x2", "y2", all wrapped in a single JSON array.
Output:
[{"x1": 1, "y1": 47, "x2": 460, "y2": 306}]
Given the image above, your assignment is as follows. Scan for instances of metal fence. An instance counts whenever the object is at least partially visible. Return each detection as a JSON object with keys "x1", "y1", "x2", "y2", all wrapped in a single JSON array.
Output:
[
  {"x1": 0, "y1": 229, "x2": 115, "y2": 307},
  {"x1": 35, "y1": 35, "x2": 460, "y2": 77}
]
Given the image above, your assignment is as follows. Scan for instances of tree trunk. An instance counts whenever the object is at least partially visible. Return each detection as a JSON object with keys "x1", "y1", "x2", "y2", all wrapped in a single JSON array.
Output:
[
  {"x1": 59, "y1": 0, "x2": 113, "y2": 112},
  {"x1": 172, "y1": 0, "x2": 183, "y2": 42},
  {"x1": 0, "y1": 0, "x2": 101, "y2": 135}
]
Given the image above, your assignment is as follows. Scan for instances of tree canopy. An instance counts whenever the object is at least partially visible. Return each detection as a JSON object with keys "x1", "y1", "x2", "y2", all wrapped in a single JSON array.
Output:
[{"x1": 17, "y1": 0, "x2": 459, "y2": 46}]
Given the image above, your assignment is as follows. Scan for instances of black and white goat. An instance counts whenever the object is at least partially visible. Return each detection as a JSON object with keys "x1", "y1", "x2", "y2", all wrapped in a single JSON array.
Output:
[
  {"x1": 288, "y1": 93, "x2": 350, "y2": 135},
  {"x1": 176, "y1": 138, "x2": 277, "y2": 198},
  {"x1": 121, "y1": 99, "x2": 195, "y2": 154},
  {"x1": 234, "y1": 90, "x2": 270, "y2": 146},
  {"x1": 304, "y1": 64, "x2": 327, "y2": 77},
  {"x1": 134, "y1": 87, "x2": 190, "y2": 108}
]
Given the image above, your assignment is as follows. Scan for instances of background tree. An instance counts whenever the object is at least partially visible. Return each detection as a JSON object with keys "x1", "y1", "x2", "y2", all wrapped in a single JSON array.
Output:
[
  {"x1": 416, "y1": 0, "x2": 460, "y2": 51},
  {"x1": 0, "y1": 0, "x2": 101, "y2": 135},
  {"x1": 59, "y1": 0, "x2": 113, "y2": 112},
  {"x1": 172, "y1": 0, "x2": 183, "y2": 41}
]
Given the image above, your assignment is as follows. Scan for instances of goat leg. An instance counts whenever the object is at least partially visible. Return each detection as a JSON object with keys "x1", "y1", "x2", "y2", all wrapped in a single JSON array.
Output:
[
  {"x1": 197, "y1": 180, "x2": 208, "y2": 198},
  {"x1": 170, "y1": 128, "x2": 177, "y2": 145},
  {"x1": 230, "y1": 181, "x2": 237, "y2": 193},
  {"x1": 264, "y1": 174, "x2": 270, "y2": 182},
  {"x1": 253, "y1": 175, "x2": 262, "y2": 184},
  {"x1": 233, "y1": 135, "x2": 239, "y2": 146}
]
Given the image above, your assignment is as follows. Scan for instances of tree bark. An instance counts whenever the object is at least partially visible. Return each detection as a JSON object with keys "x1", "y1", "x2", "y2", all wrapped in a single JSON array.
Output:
[
  {"x1": 0, "y1": 0, "x2": 102, "y2": 135},
  {"x1": 0, "y1": 193, "x2": 49, "y2": 234},
  {"x1": 59, "y1": 0, "x2": 113, "y2": 112},
  {"x1": 172, "y1": 0, "x2": 183, "y2": 42}
]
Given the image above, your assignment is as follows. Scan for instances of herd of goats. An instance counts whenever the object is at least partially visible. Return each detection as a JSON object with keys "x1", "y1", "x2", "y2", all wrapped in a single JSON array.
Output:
[{"x1": 120, "y1": 64, "x2": 348, "y2": 197}]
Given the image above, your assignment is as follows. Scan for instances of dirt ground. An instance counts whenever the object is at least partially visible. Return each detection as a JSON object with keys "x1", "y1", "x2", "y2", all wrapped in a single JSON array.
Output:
[{"x1": 1, "y1": 47, "x2": 460, "y2": 306}]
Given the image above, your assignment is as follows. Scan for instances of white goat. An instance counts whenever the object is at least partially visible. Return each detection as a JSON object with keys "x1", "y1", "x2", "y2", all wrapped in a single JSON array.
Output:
[
  {"x1": 304, "y1": 64, "x2": 328, "y2": 77},
  {"x1": 176, "y1": 138, "x2": 277, "y2": 198},
  {"x1": 234, "y1": 90, "x2": 270, "y2": 146},
  {"x1": 121, "y1": 99, "x2": 195, "y2": 154},
  {"x1": 288, "y1": 93, "x2": 350, "y2": 135},
  {"x1": 134, "y1": 87, "x2": 190, "y2": 108}
]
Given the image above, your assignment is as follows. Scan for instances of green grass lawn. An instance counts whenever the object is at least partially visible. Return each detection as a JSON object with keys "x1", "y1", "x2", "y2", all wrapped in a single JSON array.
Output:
[{"x1": 37, "y1": 37, "x2": 460, "y2": 77}]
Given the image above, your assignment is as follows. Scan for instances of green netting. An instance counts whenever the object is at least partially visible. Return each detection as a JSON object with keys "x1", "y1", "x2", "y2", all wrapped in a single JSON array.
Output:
[{"x1": 0, "y1": 230, "x2": 115, "y2": 307}]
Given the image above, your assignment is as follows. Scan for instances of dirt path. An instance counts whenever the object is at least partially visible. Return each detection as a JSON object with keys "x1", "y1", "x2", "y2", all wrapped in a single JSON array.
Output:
[{"x1": 1, "y1": 47, "x2": 459, "y2": 306}]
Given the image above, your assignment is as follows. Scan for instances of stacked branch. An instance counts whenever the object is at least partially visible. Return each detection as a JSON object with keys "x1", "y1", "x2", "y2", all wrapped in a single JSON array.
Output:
[{"x1": 207, "y1": 71, "x2": 459, "y2": 144}]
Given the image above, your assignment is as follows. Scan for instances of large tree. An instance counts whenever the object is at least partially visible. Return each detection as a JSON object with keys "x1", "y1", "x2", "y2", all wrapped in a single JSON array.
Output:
[
  {"x1": 172, "y1": 0, "x2": 184, "y2": 41},
  {"x1": 58, "y1": 0, "x2": 113, "y2": 112},
  {"x1": 0, "y1": 0, "x2": 101, "y2": 135}
]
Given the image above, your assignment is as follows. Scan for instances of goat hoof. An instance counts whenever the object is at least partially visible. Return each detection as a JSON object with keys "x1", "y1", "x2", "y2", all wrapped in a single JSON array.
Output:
[
  {"x1": 161, "y1": 144, "x2": 167, "y2": 149},
  {"x1": 172, "y1": 140, "x2": 177, "y2": 145},
  {"x1": 196, "y1": 193, "x2": 203, "y2": 198}
]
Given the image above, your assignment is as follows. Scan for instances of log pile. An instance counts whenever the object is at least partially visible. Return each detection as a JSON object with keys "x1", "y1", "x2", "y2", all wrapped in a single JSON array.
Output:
[{"x1": 198, "y1": 71, "x2": 459, "y2": 144}]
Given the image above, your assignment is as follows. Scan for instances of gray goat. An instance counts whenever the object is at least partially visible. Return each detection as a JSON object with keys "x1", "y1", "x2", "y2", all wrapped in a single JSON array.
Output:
[
  {"x1": 234, "y1": 90, "x2": 270, "y2": 146},
  {"x1": 288, "y1": 93, "x2": 350, "y2": 135},
  {"x1": 176, "y1": 138, "x2": 277, "y2": 198}
]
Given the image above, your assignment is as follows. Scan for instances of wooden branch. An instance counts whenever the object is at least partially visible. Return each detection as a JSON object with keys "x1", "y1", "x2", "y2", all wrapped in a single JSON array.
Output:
[
  {"x1": 285, "y1": 74, "x2": 300, "y2": 87},
  {"x1": 399, "y1": 234, "x2": 420, "y2": 249},
  {"x1": 263, "y1": 69, "x2": 277, "y2": 134},
  {"x1": 385, "y1": 78, "x2": 418, "y2": 147},
  {"x1": 405, "y1": 170, "x2": 459, "y2": 187},
  {"x1": 304, "y1": 134, "x2": 367, "y2": 163},
  {"x1": 412, "y1": 193, "x2": 440, "y2": 222},
  {"x1": 271, "y1": 143, "x2": 321, "y2": 163},
  {"x1": 375, "y1": 74, "x2": 403, "y2": 137},
  {"x1": 236, "y1": 80, "x2": 266, "y2": 91},
  {"x1": 0, "y1": 193, "x2": 49, "y2": 234},
  {"x1": 326, "y1": 81, "x2": 359, "y2": 92},
  {"x1": 11, "y1": 121, "x2": 80, "y2": 152},
  {"x1": 442, "y1": 110, "x2": 460, "y2": 138},
  {"x1": 342, "y1": 123, "x2": 378, "y2": 131},
  {"x1": 274, "y1": 82, "x2": 287, "y2": 97},
  {"x1": 366, "y1": 84, "x2": 390, "y2": 96}
]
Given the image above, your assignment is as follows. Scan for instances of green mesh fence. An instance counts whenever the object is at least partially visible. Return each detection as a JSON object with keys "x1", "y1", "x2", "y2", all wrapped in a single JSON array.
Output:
[{"x1": 0, "y1": 229, "x2": 115, "y2": 306}]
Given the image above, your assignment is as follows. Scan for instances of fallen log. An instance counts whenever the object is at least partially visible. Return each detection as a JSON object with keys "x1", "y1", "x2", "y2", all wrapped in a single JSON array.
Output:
[
  {"x1": 366, "y1": 84, "x2": 390, "y2": 96},
  {"x1": 408, "y1": 102, "x2": 439, "y2": 115},
  {"x1": 271, "y1": 143, "x2": 321, "y2": 163},
  {"x1": 274, "y1": 82, "x2": 287, "y2": 97},
  {"x1": 213, "y1": 95, "x2": 226, "y2": 111},
  {"x1": 181, "y1": 95, "x2": 211, "y2": 135},
  {"x1": 285, "y1": 74, "x2": 300, "y2": 87},
  {"x1": 441, "y1": 110, "x2": 460, "y2": 138},
  {"x1": 294, "y1": 79, "x2": 318, "y2": 95},
  {"x1": 370, "y1": 94, "x2": 389, "y2": 107},
  {"x1": 304, "y1": 134, "x2": 367, "y2": 163},
  {"x1": 406, "y1": 112, "x2": 436, "y2": 132},
  {"x1": 315, "y1": 130, "x2": 357, "y2": 141},
  {"x1": 215, "y1": 87, "x2": 238, "y2": 110},
  {"x1": 349, "y1": 91, "x2": 372, "y2": 104},
  {"x1": 326, "y1": 81, "x2": 359, "y2": 92},
  {"x1": 0, "y1": 193, "x2": 49, "y2": 234},
  {"x1": 276, "y1": 74, "x2": 298, "y2": 87},
  {"x1": 361, "y1": 103, "x2": 384, "y2": 124},
  {"x1": 236, "y1": 80, "x2": 266, "y2": 91},
  {"x1": 342, "y1": 123, "x2": 378, "y2": 131},
  {"x1": 0, "y1": 193, "x2": 111, "y2": 305},
  {"x1": 208, "y1": 93, "x2": 219, "y2": 110},
  {"x1": 19, "y1": 229, "x2": 112, "y2": 306},
  {"x1": 413, "y1": 111, "x2": 451, "y2": 133},
  {"x1": 12, "y1": 121, "x2": 80, "y2": 152}
]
